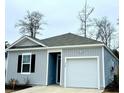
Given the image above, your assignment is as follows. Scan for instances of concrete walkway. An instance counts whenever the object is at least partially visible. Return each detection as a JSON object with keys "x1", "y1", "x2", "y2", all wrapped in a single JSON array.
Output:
[{"x1": 12, "y1": 85, "x2": 103, "y2": 93}]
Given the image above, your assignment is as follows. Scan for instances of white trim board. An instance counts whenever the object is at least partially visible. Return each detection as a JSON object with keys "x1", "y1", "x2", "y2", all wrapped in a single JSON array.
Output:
[
  {"x1": 60, "y1": 50, "x2": 62, "y2": 86},
  {"x1": 6, "y1": 36, "x2": 46, "y2": 50},
  {"x1": 26, "y1": 36, "x2": 46, "y2": 47},
  {"x1": 46, "y1": 50, "x2": 49, "y2": 85},
  {"x1": 102, "y1": 47, "x2": 105, "y2": 87},
  {"x1": 56, "y1": 54, "x2": 61, "y2": 84},
  {"x1": 6, "y1": 36, "x2": 26, "y2": 50},
  {"x1": 64, "y1": 56, "x2": 100, "y2": 89}
]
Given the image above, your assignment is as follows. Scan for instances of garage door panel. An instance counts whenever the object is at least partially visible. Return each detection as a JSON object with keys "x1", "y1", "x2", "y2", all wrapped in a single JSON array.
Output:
[{"x1": 66, "y1": 58, "x2": 98, "y2": 88}]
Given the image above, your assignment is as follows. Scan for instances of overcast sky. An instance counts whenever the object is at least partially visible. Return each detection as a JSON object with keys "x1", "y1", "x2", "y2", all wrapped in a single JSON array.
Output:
[{"x1": 5, "y1": 0, "x2": 118, "y2": 43}]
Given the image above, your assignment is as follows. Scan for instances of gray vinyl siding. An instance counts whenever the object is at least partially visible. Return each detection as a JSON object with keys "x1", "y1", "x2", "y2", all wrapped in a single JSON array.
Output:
[
  {"x1": 104, "y1": 48, "x2": 118, "y2": 87},
  {"x1": 61, "y1": 47, "x2": 104, "y2": 88},
  {"x1": 6, "y1": 50, "x2": 47, "y2": 85}
]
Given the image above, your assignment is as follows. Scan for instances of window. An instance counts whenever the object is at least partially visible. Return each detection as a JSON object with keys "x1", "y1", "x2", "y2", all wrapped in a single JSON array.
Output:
[
  {"x1": 17, "y1": 53, "x2": 36, "y2": 74},
  {"x1": 22, "y1": 54, "x2": 31, "y2": 73}
]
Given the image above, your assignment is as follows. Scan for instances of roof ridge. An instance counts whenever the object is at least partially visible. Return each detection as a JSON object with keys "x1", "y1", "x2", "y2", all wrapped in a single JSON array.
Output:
[
  {"x1": 41, "y1": 33, "x2": 101, "y2": 43},
  {"x1": 40, "y1": 32, "x2": 73, "y2": 41}
]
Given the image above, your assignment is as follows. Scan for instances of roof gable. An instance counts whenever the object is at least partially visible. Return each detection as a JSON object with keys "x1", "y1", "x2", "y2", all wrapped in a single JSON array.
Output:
[{"x1": 7, "y1": 36, "x2": 46, "y2": 49}]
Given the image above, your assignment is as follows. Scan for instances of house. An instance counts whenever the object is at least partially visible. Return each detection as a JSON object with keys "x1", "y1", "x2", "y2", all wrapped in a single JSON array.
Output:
[{"x1": 5, "y1": 33, "x2": 118, "y2": 89}]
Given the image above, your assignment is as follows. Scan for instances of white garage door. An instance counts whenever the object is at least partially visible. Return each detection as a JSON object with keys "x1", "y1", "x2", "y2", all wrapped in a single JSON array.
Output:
[{"x1": 65, "y1": 58, "x2": 98, "y2": 88}]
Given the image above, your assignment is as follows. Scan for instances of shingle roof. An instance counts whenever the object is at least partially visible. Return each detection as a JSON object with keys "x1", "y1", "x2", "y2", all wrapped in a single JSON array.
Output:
[{"x1": 39, "y1": 33, "x2": 102, "y2": 47}]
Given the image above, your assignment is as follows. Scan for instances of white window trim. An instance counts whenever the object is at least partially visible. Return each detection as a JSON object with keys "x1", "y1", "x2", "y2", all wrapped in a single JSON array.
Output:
[
  {"x1": 21, "y1": 53, "x2": 32, "y2": 74},
  {"x1": 64, "y1": 56, "x2": 100, "y2": 89}
]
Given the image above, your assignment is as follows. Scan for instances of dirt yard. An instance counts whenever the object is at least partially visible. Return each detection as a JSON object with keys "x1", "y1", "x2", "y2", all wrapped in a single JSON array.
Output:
[
  {"x1": 5, "y1": 85, "x2": 32, "y2": 93},
  {"x1": 103, "y1": 92, "x2": 119, "y2": 93},
  {"x1": 5, "y1": 89, "x2": 15, "y2": 93}
]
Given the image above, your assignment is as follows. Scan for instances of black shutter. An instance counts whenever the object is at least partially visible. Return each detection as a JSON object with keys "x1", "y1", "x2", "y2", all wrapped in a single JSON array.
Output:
[
  {"x1": 31, "y1": 54, "x2": 35, "y2": 73},
  {"x1": 17, "y1": 55, "x2": 22, "y2": 73}
]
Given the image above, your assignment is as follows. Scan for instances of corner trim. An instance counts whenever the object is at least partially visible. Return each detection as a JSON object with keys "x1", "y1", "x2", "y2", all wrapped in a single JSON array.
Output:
[{"x1": 102, "y1": 47, "x2": 105, "y2": 87}]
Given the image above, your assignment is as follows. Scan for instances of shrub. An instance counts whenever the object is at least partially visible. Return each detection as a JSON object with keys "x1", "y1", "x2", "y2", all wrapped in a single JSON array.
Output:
[
  {"x1": 114, "y1": 75, "x2": 119, "y2": 86},
  {"x1": 9, "y1": 78, "x2": 18, "y2": 90}
]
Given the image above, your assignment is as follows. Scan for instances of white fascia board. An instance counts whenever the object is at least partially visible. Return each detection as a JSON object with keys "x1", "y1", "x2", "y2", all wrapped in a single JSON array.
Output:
[
  {"x1": 6, "y1": 36, "x2": 26, "y2": 50},
  {"x1": 104, "y1": 45, "x2": 119, "y2": 61},
  {"x1": 26, "y1": 36, "x2": 46, "y2": 47},
  {"x1": 6, "y1": 44, "x2": 104, "y2": 51},
  {"x1": 6, "y1": 36, "x2": 46, "y2": 50}
]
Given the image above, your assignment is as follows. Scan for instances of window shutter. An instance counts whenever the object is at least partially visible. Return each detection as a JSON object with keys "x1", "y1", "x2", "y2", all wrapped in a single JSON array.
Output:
[
  {"x1": 17, "y1": 55, "x2": 22, "y2": 73},
  {"x1": 31, "y1": 54, "x2": 35, "y2": 73}
]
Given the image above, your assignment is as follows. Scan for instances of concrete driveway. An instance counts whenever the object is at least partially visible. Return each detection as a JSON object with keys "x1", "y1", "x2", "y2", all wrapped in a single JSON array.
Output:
[{"x1": 12, "y1": 85, "x2": 103, "y2": 93}]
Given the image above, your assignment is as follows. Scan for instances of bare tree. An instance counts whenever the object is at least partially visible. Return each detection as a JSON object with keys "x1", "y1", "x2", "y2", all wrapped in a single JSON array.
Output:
[
  {"x1": 15, "y1": 11, "x2": 46, "y2": 38},
  {"x1": 79, "y1": 0, "x2": 94, "y2": 37},
  {"x1": 94, "y1": 17, "x2": 115, "y2": 47}
]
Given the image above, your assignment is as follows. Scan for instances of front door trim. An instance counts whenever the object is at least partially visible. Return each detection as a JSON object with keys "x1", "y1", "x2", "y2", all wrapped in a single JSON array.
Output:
[
  {"x1": 46, "y1": 49, "x2": 62, "y2": 85},
  {"x1": 56, "y1": 54, "x2": 61, "y2": 84}
]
